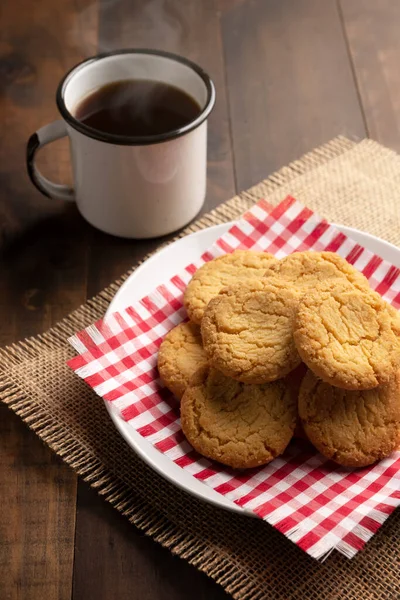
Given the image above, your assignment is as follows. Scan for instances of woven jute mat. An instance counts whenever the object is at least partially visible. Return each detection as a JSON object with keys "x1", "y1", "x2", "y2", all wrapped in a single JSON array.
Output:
[{"x1": 1, "y1": 136, "x2": 400, "y2": 600}]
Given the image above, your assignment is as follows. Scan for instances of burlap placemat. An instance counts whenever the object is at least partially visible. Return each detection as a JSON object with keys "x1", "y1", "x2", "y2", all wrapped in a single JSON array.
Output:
[{"x1": 1, "y1": 136, "x2": 400, "y2": 600}]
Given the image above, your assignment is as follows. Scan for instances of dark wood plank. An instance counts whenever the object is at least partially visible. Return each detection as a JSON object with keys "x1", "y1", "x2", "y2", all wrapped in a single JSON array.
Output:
[
  {"x1": 339, "y1": 0, "x2": 400, "y2": 151},
  {"x1": 73, "y1": 1, "x2": 236, "y2": 599},
  {"x1": 0, "y1": 408, "x2": 77, "y2": 600},
  {"x1": 221, "y1": 0, "x2": 366, "y2": 191},
  {"x1": 0, "y1": 0, "x2": 98, "y2": 598},
  {"x1": 73, "y1": 484, "x2": 230, "y2": 600}
]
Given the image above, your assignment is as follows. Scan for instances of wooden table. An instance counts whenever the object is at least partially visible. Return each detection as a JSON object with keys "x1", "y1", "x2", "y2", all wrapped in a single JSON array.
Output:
[{"x1": 1, "y1": 1, "x2": 399, "y2": 598}]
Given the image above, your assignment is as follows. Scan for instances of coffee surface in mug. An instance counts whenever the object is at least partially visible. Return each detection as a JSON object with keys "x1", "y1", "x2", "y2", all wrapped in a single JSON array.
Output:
[{"x1": 74, "y1": 79, "x2": 201, "y2": 137}]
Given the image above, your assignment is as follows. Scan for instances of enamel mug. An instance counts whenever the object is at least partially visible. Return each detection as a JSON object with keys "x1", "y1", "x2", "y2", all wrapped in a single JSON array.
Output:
[{"x1": 26, "y1": 49, "x2": 216, "y2": 238}]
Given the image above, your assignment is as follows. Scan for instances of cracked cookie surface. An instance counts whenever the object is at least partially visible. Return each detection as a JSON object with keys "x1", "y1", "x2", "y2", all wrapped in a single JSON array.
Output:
[
  {"x1": 263, "y1": 251, "x2": 369, "y2": 292},
  {"x1": 294, "y1": 281, "x2": 400, "y2": 390},
  {"x1": 299, "y1": 369, "x2": 400, "y2": 467},
  {"x1": 184, "y1": 250, "x2": 277, "y2": 324},
  {"x1": 201, "y1": 278, "x2": 301, "y2": 383},
  {"x1": 180, "y1": 365, "x2": 297, "y2": 468},
  {"x1": 158, "y1": 322, "x2": 207, "y2": 400}
]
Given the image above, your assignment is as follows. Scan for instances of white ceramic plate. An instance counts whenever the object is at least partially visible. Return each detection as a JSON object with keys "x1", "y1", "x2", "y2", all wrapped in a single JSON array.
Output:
[{"x1": 106, "y1": 222, "x2": 400, "y2": 514}]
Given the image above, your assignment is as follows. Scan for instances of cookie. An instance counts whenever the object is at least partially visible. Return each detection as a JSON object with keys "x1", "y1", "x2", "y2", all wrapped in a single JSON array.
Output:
[
  {"x1": 299, "y1": 369, "x2": 400, "y2": 467},
  {"x1": 180, "y1": 365, "x2": 297, "y2": 468},
  {"x1": 184, "y1": 250, "x2": 277, "y2": 324},
  {"x1": 263, "y1": 251, "x2": 369, "y2": 292},
  {"x1": 157, "y1": 322, "x2": 207, "y2": 400},
  {"x1": 201, "y1": 278, "x2": 301, "y2": 384},
  {"x1": 294, "y1": 280, "x2": 400, "y2": 390}
]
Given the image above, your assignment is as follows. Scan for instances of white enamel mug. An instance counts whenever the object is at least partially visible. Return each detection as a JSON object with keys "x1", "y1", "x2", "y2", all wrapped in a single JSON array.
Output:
[{"x1": 26, "y1": 49, "x2": 216, "y2": 238}]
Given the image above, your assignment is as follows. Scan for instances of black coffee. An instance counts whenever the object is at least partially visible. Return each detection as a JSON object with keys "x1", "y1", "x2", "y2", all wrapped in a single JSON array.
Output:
[{"x1": 74, "y1": 79, "x2": 201, "y2": 137}]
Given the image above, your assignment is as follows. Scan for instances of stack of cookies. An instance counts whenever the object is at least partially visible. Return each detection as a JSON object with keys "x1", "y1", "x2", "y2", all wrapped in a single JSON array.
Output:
[{"x1": 158, "y1": 250, "x2": 400, "y2": 469}]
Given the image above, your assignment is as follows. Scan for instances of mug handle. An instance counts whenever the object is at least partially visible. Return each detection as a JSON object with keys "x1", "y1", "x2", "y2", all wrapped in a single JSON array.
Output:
[{"x1": 26, "y1": 120, "x2": 75, "y2": 202}]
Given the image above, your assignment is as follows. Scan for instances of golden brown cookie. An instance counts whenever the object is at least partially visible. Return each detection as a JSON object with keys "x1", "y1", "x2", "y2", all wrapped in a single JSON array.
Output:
[
  {"x1": 263, "y1": 251, "x2": 369, "y2": 292},
  {"x1": 180, "y1": 365, "x2": 297, "y2": 468},
  {"x1": 294, "y1": 280, "x2": 400, "y2": 390},
  {"x1": 201, "y1": 278, "x2": 301, "y2": 384},
  {"x1": 184, "y1": 250, "x2": 277, "y2": 324},
  {"x1": 157, "y1": 322, "x2": 207, "y2": 400},
  {"x1": 299, "y1": 370, "x2": 400, "y2": 467}
]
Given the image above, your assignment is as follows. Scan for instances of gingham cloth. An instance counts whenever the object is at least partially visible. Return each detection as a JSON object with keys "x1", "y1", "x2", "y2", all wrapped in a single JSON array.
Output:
[{"x1": 68, "y1": 196, "x2": 400, "y2": 560}]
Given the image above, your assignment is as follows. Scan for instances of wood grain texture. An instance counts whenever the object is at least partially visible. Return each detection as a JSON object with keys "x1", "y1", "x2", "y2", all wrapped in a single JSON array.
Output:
[
  {"x1": 0, "y1": 0, "x2": 97, "y2": 598},
  {"x1": 73, "y1": 484, "x2": 230, "y2": 600},
  {"x1": 339, "y1": 0, "x2": 400, "y2": 151},
  {"x1": 0, "y1": 407, "x2": 77, "y2": 600},
  {"x1": 221, "y1": 0, "x2": 366, "y2": 191}
]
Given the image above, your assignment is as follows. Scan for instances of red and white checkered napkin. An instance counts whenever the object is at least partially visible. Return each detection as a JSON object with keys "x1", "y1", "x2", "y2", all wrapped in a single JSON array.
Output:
[{"x1": 68, "y1": 196, "x2": 400, "y2": 560}]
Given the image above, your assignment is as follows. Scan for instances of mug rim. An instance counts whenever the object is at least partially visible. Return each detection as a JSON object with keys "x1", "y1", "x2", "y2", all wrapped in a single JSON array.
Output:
[{"x1": 56, "y1": 49, "x2": 216, "y2": 146}]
